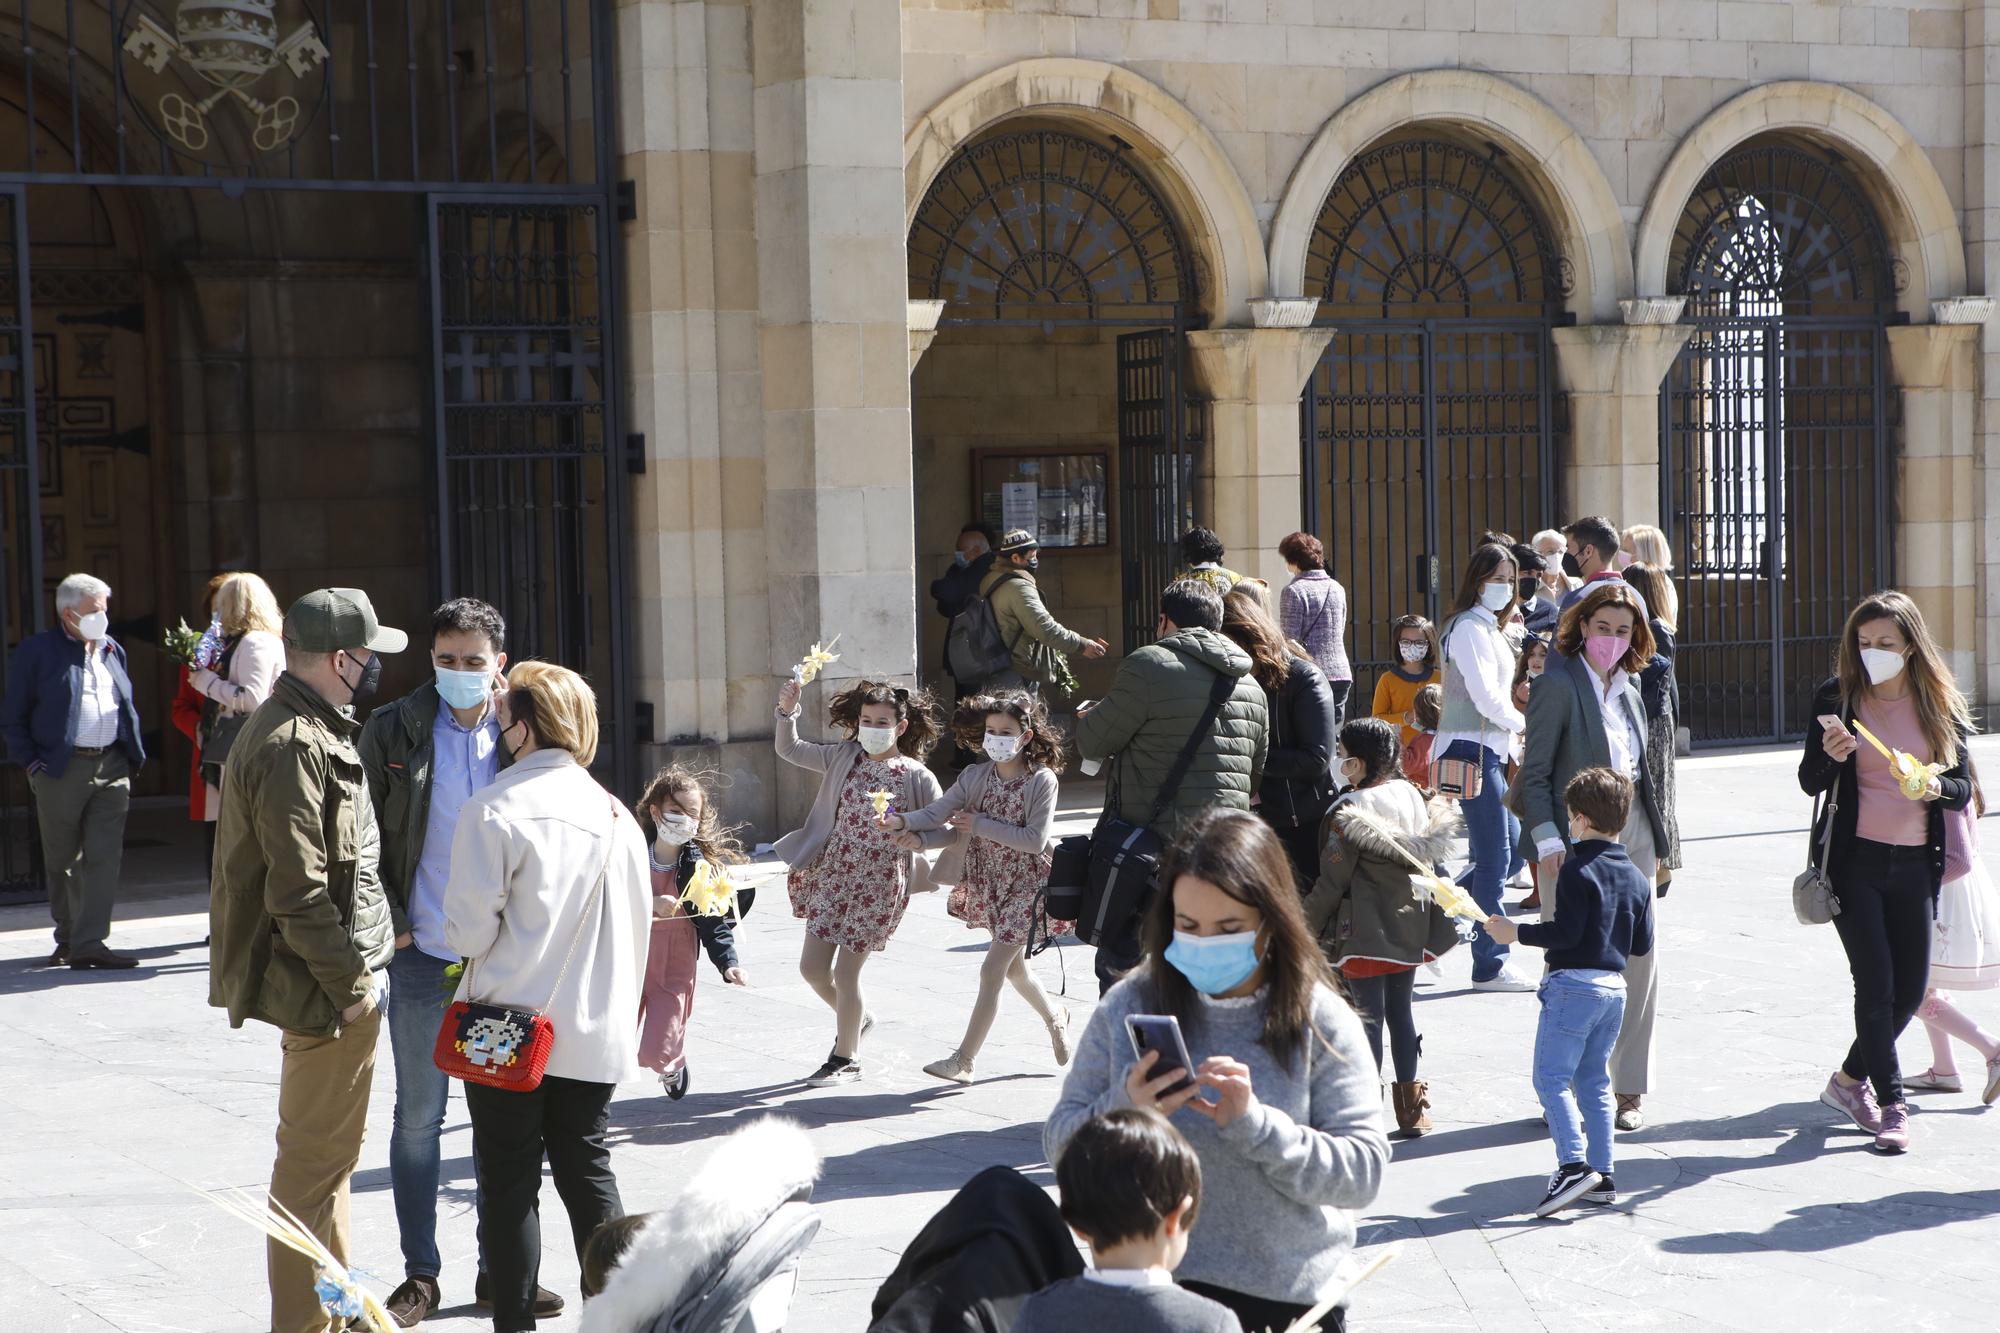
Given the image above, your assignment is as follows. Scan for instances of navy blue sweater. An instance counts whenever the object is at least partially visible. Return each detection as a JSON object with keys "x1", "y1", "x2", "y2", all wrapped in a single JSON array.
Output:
[{"x1": 1517, "y1": 839, "x2": 1654, "y2": 973}]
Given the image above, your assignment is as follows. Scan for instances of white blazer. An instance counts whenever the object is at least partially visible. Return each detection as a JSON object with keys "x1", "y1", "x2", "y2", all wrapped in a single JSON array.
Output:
[{"x1": 444, "y1": 748, "x2": 650, "y2": 1085}]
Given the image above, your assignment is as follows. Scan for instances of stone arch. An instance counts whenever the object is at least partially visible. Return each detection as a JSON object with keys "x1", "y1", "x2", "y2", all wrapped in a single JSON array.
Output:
[
  {"x1": 1635, "y1": 81, "x2": 1964, "y2": 320},
  {"x1": 1268, "y1": 70, "x2": 1631, "y2": 325},
  {"x1": 904, "y1": 59, "x2": 1267, "y2": 328}
]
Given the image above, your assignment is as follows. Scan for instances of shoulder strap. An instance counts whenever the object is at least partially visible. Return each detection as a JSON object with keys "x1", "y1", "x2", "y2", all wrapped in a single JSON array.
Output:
[
  {"x1": 1808, "y1": 780, "x2": 1841, "y2": 870},
  {"x1": 1146, "y1": 670, "x2": 1236, "y2": 827}
]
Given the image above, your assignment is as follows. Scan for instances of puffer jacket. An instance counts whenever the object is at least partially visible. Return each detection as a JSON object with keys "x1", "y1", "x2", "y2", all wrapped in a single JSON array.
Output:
[
  {"x1": 1258, "y1": 653, "x2": 1338, "y2": 830},
  {"x1": 1076, "y1": 628, "x2": 1267, "y2": 833},
  {"x1": 980, "y1": 566, "x2": 1086, "y2": 694},
  {"x1": 210, "y1": 671, "x2": 394, "y2": 1036},
  {"x1": 1304, "y1": 781, "x2": 1461, "y2": 970}
]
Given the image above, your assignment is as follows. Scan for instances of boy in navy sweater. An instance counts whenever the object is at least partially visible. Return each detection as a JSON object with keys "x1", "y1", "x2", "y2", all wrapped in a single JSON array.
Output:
[{"x1": 1486, "y1": 766, "x2": 1654, "y2": 1217}]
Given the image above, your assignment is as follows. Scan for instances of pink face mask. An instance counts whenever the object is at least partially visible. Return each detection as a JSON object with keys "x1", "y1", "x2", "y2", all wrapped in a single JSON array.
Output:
[{"x1": 1583, "y1": 635, "x2": 1626, "y2": 672}]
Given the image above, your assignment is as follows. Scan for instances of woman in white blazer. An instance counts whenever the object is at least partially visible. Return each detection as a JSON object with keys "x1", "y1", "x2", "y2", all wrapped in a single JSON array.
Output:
[{"x1": 444, "y1": 661, "x2": 650, "y2": 1333}]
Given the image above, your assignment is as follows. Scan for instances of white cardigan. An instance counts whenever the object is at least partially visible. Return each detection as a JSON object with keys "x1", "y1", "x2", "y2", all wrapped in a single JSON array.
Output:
[{"x1": 444, "y1": 749, "x2": 651, "y2": 1085}]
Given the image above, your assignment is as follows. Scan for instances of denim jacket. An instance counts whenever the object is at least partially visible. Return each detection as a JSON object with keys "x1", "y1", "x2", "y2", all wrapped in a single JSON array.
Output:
[{"x1": 1, "y1": 628, "x2": 147, "y2": 778}]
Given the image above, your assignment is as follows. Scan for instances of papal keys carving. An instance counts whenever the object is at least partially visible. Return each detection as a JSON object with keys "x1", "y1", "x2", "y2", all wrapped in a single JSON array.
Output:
[{"x1": 122, "y1": 1, "x2": 330, "y2": 154}]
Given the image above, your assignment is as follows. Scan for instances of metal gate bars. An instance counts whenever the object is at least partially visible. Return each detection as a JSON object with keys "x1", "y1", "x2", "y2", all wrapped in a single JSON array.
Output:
[{"x1": 1115, "y1": 330, "x2": 1200, "y2": 653}]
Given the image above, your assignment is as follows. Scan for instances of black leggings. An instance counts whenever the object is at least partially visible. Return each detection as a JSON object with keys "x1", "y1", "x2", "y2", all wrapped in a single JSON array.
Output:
[
  {"x1": 1346, "y1": 969, "x2": 1420, "y2": 1083},
  {"x1": 1181, "y1": 1279, "x2": 1335, "y2": 1333},
  {"x1": 1831, "y1": 839, "x2": 1934, "y2": 1107}
]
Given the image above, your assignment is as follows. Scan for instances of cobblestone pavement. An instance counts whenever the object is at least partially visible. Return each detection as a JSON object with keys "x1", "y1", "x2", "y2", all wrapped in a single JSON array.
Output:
[{"x1": 4, "y1": 741, "x2": 1999, "y2": 1331}]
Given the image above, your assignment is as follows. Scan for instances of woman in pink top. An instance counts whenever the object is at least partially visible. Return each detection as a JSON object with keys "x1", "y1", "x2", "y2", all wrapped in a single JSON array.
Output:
[{"x1": 1799, "y1": 591, "x2": 1974, "y2": 1155}]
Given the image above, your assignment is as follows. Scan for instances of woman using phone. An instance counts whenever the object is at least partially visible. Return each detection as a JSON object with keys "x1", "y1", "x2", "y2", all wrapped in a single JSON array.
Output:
[
  {"x1": 1800, "y1": 591, "x2": 1974, "y2": 1155},
  {"x1": 1045, "y1": 809, "x2": 1388, "y2": 1333}
]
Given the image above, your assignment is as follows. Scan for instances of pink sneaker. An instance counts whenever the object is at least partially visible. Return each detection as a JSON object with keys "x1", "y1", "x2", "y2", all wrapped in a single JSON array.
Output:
[
  {"x1": 1820, "y1": 1074, "x2": 1883, "y2": 1133},
  {"x1": 1874, "y1": 1102, "x2": 1910, "y2": 1154}
]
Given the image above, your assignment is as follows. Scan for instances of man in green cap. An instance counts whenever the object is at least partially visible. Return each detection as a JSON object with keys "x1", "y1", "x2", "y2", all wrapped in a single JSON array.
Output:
[{"x1": 210, "y1": 587, "x2": 407, "y2": 1333}]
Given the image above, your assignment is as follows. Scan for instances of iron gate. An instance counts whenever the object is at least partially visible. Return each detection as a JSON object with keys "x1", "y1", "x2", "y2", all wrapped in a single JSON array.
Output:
[
  {"x1": 1115, "y1": 330, "x2": 1199, "y2": 652},
  {"x1": 0, "y1": 184, "x2": 42, "y2": 899},
  {"x1": 1662, "y1": 142, "x2": 1895, "y2": 745}
]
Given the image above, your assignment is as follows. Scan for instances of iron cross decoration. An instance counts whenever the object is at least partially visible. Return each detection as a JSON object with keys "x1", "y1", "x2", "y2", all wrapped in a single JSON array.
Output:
[{"x1": 122, "y1": 2, "x2": 330, "y2": 154}]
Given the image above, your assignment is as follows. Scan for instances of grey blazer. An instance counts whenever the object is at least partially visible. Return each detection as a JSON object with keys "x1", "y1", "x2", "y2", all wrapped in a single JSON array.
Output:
[{"x1": 1513, "y1": 651, "x2": 1667, "y2": 853}]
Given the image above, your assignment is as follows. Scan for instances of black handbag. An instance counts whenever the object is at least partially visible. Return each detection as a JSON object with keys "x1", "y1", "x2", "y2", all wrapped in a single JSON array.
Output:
[
  {"x1": 198, "y1": 637, "x2": 249, "y2": 788},
  {"x1": 1075, "y1": 672, "x2": 1235, "y2": 947},
  {"x1": 1042, "y1": 834, "x2": 1093, "y2": 925}
]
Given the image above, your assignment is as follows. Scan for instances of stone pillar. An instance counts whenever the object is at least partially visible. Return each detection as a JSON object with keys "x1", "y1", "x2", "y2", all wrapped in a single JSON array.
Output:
[
  {"x1": 1550, "y1": 300, "x2": 1693, "y2": 527},
  {"x1": 751, "y1": 0, "x2": 914, "y2": 819},
  {"x1": 1888, "y1": 311, "x2": 1986, "y2": 689},
  {"x1": 1186, "y1": 299, "x2": 1333, "y2": 588},
  {"x1": 1970, "y1": 6, "x2": 2000, "y2": 712}
]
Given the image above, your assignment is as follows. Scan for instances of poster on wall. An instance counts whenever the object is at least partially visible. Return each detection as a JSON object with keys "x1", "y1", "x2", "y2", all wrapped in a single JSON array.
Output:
[
  {"x1": 1001, "y1": 481, "x2": 1039, "y2": 536},
  {"x1": 974, "y1": 449, "x2": 1111, "y2": 551}
]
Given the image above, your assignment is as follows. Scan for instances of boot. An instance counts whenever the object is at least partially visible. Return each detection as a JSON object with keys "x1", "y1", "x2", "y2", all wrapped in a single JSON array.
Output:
[{"x1": 1392, "y1": 1081, "x2": 1433, "y2": 1138}]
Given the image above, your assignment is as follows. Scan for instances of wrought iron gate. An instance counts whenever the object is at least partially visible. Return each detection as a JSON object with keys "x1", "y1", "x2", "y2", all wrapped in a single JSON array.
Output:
[
  {"x1": 1662, "y1": 142, "x2": 1895, "y2": 744},
  {"x1": 1116, "y1": 330, "x2": 1199, "y2": 652},
  {"x1": 0, "y1": 184, "x2": 42, "y2": 900}
]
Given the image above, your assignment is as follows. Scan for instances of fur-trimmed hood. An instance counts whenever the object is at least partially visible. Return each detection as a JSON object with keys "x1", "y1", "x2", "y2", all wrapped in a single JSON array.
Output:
[
  {"x1": 1331, "y1": 781, "x2": 1460, "y2": 868},
  {"x1": 580, "y1": 1117, "x2": 820, "y2": 1333}
]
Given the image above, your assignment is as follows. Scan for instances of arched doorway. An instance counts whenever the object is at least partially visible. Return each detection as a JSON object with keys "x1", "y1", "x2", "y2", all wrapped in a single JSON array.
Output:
[
  {"x1": 1300, "y1": 135, "x2": 1566, "y2": 686},
  {"x1": 907, "y1": 125, "x2": 1201, "y2": 695},
  {"x1": 1661, "y1": 138, "x2": 1896, "y2": 744}
]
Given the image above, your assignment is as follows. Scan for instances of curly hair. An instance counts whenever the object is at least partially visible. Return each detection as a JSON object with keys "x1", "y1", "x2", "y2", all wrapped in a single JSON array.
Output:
[
  {"x1": 1554, "y1": 581, "x2": 1655, "y2": 675},
  {"x1": 632, "y1": 764, "x2": 746, "y2": 866},
  {"x1": 1219, "y1": 586, "x2": 1294, "y2": 693},
  {"x1": 826, "y1": 679, "x2": 942, "y2": 760},
  {"x1": 951, "y1": 689, "x2": 1066, "y2": 774}
]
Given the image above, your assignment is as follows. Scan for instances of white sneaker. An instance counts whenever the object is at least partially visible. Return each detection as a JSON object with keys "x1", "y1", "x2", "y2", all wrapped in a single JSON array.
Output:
[
  {"x1": 1473, "y1": 968, "x2": 1537, "y2": 993},
  {"x1": 1984, "y1": 1054, "x2": 2000, "y2": 1106},
  {"x1": 1904, "y1": 1068, "x2": 1963, "y2": 1094}
]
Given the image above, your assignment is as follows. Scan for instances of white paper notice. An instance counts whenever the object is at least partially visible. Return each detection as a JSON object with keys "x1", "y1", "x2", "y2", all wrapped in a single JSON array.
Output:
[{"x1": 1001, "y1": 481, "x2": 1039, "y2": 538}]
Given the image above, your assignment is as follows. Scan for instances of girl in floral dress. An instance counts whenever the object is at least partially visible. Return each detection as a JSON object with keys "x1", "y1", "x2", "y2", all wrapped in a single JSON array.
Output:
[
  {"x1": 882, "y1": 690, "x2": 1071, "y2": 1084},
  {"x1": 774, "y1": 676, "x2": 945, "y2": 1087}
]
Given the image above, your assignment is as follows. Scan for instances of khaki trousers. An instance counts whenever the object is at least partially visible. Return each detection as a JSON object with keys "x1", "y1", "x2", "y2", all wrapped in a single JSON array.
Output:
[
  {"x1": 270, "y1": 1006, "x2": 381, "y2": 1333},
  {"x1": 1536, "y1": 803, "x2": 1660, "y2": 1094},
  {"x1": 29, "y1": 750, "x2": 131, "y2": 952}
]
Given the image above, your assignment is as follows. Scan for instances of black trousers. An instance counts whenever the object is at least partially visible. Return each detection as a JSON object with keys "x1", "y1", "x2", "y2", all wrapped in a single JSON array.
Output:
[
  {"x1": 1182, "y1": 1279, "x2": 1337, "y2": 1333},
  {"x1": 1093, "y1": 911, "x2": 1145, "y2": 997},
  {"x1": 1347, "y1": 969, "x2": 1421, "y2": 1083},
  {"x1": 1328, "y1": 678, "x2": 1352, "y2": 733},
  {"x1": 1830, "y1": 839, "x2": 1934, "y2": 1108},
  {"x1": 1270, "y1": 820, "x2": 1322, "y2": 895},
  {"x1": 466, "y1": 1075, "x2": 623, "y2": 1331}
]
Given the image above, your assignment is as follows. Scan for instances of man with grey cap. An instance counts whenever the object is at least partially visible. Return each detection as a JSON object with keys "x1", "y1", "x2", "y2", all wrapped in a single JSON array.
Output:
[{"x1": 209, "y1": 587, "x2": 407, "y2": 1333}]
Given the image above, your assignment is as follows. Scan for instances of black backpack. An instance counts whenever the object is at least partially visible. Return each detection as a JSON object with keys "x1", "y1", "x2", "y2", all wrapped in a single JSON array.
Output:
[{"x1": 945, "y1": 573, "x2": 1019, "y2": 683}]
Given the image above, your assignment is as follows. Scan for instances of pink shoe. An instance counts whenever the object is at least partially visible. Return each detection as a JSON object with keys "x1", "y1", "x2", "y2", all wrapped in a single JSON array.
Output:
[
  {"x1": 1820, "y1": 1074, "x2": 1883, "y2": 1133},
  {"x1": 1874, "y1": 1102, "x2": 1910, "y2": 1154}
]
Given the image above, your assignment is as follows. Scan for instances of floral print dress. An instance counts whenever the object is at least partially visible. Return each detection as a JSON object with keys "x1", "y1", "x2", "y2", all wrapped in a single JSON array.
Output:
[
  {"x1": 947, "y1": 769, "x2": 1069, "y2": 947},
  {"x1": 786, "y1": 753, "x2": 916, "y2": 952}
]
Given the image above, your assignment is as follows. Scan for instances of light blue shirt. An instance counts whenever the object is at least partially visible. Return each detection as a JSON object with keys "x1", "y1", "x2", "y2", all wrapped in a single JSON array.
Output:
[{"x1": 410, "y1": 697, "x2": 501, "y2": 961}]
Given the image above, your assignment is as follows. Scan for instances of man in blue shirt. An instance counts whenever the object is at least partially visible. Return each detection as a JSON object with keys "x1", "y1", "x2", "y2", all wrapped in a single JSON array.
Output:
[{"x1": 358, "y1": 598, "x2": 557, "y2": 1327}]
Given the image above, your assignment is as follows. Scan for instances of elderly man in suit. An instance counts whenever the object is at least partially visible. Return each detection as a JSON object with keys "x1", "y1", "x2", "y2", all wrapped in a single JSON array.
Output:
[{"x1": 1512, "y1": 580, "x2": 1669, "y2": 1132}]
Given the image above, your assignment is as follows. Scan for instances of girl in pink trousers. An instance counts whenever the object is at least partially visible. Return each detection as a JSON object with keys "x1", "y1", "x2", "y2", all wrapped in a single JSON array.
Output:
[
  {"x1": 635, "y1": 766, "x2": 749, "y2": 1101},
  {"x1": 1907, "y1": 772, "x2": 2000, "y2": 1103}
]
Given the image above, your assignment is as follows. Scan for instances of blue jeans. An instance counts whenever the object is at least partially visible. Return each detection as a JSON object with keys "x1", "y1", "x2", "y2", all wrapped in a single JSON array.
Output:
[
  {"x1": 385, "y1": 945, "x2": 480, "y2": 1280},
  {"x1": 1445, "y1": 740, "x2": 1515, "y2": 980},
  {"x1": 1532, "y1": 972, "x2": 1627, "y2": 1173}
]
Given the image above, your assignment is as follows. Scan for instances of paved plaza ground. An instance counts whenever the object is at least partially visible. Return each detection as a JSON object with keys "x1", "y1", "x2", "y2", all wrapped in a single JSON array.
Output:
[{"x1": 5, "y1": 740, "x2": 2000, "y2": 1332}]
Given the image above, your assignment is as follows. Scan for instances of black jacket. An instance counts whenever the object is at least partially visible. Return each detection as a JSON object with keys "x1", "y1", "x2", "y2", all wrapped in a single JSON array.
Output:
[
  {"x1": 668, "y1": 842, "x2": 743, "y2": 975},
  {"x1": 930, "y1": 552, "x2": 997, "y2": 673},
  {"x1": 1798, "y1": 676, "x2": 1972, "y2": 901},
  {"x1": 868, "y1": 1166, "x2": 1083, "y2": 1333},
  {"x1": 1258, "y1": 654, "x2": 1338, "y2": 829}
]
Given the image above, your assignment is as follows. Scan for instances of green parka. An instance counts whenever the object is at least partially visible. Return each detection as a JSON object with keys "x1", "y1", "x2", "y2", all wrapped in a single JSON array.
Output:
[
  {"x1": 980, "y1": 565, "x2": 1087, "y2": 695},
  {"x1": 209, "y1": 672, "x2": 394, "y2": 1037},
  {"x1": 1076, "y1": 627, "x2": 1268, "y2": 832}
]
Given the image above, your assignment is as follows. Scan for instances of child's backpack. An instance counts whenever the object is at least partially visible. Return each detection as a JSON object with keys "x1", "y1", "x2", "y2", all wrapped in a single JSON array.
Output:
[{"x1": 945, "y1": 574, "x2": 1018, "y2": 683}]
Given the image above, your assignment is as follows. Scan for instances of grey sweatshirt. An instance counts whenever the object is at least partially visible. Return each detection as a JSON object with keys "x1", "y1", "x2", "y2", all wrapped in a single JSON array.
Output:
[
  {"x1": 1012, "y1": 1277, "x2": 1243, "y2": 1333},
  {"x1": 1044, "y1": 976, "x2": 1390, "y2": 1306}
]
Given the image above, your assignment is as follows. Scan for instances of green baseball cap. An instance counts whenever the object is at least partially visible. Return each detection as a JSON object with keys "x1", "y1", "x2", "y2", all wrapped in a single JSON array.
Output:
[{"x1": 283, "y1": 588, "x2": 409, "y2": 654}]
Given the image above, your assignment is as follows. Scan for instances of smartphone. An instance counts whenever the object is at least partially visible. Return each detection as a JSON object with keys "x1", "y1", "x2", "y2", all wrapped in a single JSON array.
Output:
[
  {"x1": 1818, "y1": 714, "x2": 1848, "y2": 734},
  {"x1": 1125, "y1": 1013, "x2": 1198, "y2": 1097}
]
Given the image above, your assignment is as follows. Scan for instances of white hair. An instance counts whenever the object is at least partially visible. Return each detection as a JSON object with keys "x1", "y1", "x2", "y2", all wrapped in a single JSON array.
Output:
[
  {"x1": 55, "y1": 573, "x2": 111, "y2": 613},
  {"x1": 1529, "y1": 529, "x2": 1565, "y2": 554}
]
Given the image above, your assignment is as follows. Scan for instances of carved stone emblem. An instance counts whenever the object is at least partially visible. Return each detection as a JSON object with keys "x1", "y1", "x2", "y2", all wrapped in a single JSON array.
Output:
[{"x1": 122, "y1": 2, "x2": 329, "y2": 153}]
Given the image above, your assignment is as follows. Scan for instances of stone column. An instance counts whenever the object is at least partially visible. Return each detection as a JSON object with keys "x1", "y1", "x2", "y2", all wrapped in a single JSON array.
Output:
[
  {"x1": 751, "y1": 0, "x2": 914, "y2": 820},
  {"x1": 1888, "y1": 310, "x2": 1986, "y2": 689},
  {"x1": 1971, "y1": 6, "x2": 2000, "y2": 711},
  {"x1": 1185, "y1": 299, "x2": 1334, "y2": 588},
  {"x1": 1549, "y1": 300, "x2": 1694, "y2": 526}
]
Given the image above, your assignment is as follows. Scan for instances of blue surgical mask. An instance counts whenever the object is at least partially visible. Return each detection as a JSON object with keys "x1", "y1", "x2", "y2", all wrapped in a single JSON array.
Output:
[
  {"x1": 1163, "y1": 929, "x2": 1262, "y2": 996},
  {"x1": 953, "y1": 551, "x2": 970, "y2": 568},
  {"x1": 435, "y1": 666, "x2": 493, "y2": 711}
]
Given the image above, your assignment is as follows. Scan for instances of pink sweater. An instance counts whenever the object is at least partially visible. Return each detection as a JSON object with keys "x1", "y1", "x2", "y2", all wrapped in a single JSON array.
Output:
[{"x1": 1855, "y1": 693, "x2": 1929, "y2": 847}]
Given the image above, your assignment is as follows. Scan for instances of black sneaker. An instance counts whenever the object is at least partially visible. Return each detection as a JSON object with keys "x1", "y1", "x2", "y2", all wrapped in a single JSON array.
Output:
[
  {"x1": 473, "y1": 1274, "x2": 565, "y2": 1317},
  {"x1": 806, "y1": 1056, "x2": 861, "y2": 1088},
  {"x1": 1534, "y1": 1162, "x2": 1603, "y2": 1217},
  {"x1": 663, "y1": 1065, "x2": 690, "y2": 1100},
  {"x1": 1582, "y1": 1174, "x2": 1616, "y2": 1207},
  {"x1": 383, "y1": 1275, "x2": 440, "y2": 1328}
]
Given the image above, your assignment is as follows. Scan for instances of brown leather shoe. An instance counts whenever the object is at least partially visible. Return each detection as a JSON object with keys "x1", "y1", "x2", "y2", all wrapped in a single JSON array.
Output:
[
  {"x1": 1391, "y1": 1080, "x2": 1433, "y2": 1138},
  {"x1": 474, "y1": 1273, "x2": 565, "y2": 1318},
  {"x1": 68, "y1": 947, "x2": 138, "y2": 969},
  {"x1": 46, "y1": 945, "x2": 68, "y2": 967},
  {"x1": 384, "y1": 1275, "x2": 440, "y2": 1328}
]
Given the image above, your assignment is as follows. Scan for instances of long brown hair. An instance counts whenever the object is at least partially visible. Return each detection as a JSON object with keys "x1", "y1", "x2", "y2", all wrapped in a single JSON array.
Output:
[
  {"x1": 633, "y1": 765, "x2": 746, "y2": 867},
  {"x1": 1836, "y1": 590, "x2": 1972, "y2": 765},
  {"x1": 1219, "y1": 585, "x2": 1294, "y2": 692},
  {"x1": 951, "y1": 689, "x2": 1067, "y2": 774},
  {"x1": 1554, "y1": 581, "x2": 1656, "y2": 675},
  {"x1": 1449, "y1": 543, "x2": 1519, "y2": 621},
  {"x1": 1619, "y1": 561, "x2": 1676, "y2": 634},
  {"x1": 1140, "y1": 809, "x2": 1342, "y2": 1070},
  {"x1": 827, "y1": 679, "x2": 942, "y2": 760}
]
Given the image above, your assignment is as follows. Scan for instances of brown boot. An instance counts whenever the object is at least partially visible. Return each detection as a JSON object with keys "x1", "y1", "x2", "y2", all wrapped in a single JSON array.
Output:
[{"x1": 1392, "y1": 1080, "x2": 1433, "y2": 1138}]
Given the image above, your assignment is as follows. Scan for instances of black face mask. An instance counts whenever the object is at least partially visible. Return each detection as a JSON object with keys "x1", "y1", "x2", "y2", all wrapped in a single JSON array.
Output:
[
  {"x1": 500, "y1": 719, "x2": 526, "y2": 762},
  {"x1": 1518, "y1": 579, "x2": 1539, "y2": 601},
  {"x1": 338, "y1": 650, "x2": 383, "y2": 707},
  {"x1": 1561, "y1": 552, "x2": 1584, "y2": 579}
]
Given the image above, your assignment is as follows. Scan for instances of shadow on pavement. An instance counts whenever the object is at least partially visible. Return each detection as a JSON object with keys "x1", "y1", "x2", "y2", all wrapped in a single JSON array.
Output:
[
  {"x1": 1660, "y1": 1189, "x2": 2000, "y2": 1255},
  {"x1": 0, "y1": 942, "x2": 206, "y2": 995}
]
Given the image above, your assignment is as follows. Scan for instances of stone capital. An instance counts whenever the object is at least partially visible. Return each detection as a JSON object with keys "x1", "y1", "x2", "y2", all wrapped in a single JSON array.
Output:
[
  {"x1": 1185, "y1": 326, "x2": 1336, "y2": 404},
  {"x1": 907, "y1": 299, "x2": 946, "y2": 371},
  {"x1": 1550, "y1": 322, "x2": 1694, "y2": 397},
  {"x1": 1884, "y1": 322, "x2": 1980, "y2": 391}
]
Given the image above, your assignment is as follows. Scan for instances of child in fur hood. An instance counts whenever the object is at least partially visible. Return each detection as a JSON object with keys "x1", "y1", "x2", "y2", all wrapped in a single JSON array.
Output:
[{"x1": 1305, "y1": 717, "x2": 1462, "y2": 1139}]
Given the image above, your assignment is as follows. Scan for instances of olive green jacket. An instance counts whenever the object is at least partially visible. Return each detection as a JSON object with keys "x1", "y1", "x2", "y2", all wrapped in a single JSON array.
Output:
[
  {"x1": 980, "y1": 565, "x2": 1086, "y2": 693},
  {"x1": 209, "y1": 672, "x2": 394, "y2": 1037}
]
